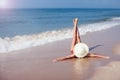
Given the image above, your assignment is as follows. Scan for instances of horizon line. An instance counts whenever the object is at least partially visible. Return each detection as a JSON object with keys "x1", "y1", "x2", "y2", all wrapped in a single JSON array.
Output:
[{"x1": 1, "y1": 7, "x2": 120, "y2": 9}]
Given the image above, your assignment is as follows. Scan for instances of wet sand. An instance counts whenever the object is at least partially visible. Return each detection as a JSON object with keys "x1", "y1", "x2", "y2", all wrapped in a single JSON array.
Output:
[{"x1": 0, "y1": 26, "x2": 120, "y2": 80}]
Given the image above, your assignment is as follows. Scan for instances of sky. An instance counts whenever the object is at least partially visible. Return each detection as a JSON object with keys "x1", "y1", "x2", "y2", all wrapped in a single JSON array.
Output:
[{"x1": 0, "y1": 0, "x2": 120, "y2": 8}]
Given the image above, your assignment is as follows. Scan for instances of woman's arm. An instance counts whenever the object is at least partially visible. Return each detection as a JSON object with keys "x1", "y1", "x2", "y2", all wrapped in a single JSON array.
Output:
[
  {"x1": 53, "y1": 53, "x2": 110, "y2": 62},
  {"x1": 53, "y1": 54, "x2": 75, "y2": 62},
  {"x1": 87, "y1": 53, "x2": 110, "y2": 59}
]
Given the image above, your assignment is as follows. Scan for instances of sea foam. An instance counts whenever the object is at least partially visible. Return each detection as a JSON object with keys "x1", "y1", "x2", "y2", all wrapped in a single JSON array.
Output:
[{"x1": 0, "y1": 17, "x2": 120, "y2": 53}]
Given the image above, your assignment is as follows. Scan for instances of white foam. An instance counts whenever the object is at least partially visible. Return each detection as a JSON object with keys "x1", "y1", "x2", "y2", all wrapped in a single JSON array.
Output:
[
  {"x1": 110, "y1": 17, "x2": 120, "y2": 21},
  {"x1": 0, "y1": 17, "x2": 120, "y2": 53}
]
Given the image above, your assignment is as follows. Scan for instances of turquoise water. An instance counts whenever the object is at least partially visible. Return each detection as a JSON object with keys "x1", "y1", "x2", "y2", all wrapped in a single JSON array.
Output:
[
  {"x1": 0, "y1": 8, "x2": 120, "y2": 38},
  {"x1": 0, "y1": 8, "x2": 120, "y2": 53}
]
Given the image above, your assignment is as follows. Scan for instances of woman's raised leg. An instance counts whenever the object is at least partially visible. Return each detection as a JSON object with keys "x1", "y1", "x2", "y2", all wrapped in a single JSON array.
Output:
[
  {"x1": 70, "y1": 18, "x2": 79, "y2": 54},
  {"x1": 76, "y1": 24, "x2": 81, "y2": 43}
]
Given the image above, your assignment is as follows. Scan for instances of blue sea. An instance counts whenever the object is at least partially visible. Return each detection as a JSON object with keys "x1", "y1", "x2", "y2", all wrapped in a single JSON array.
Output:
[{"x1": 0, "y1": 8, "x2": 120, "y2": 53}]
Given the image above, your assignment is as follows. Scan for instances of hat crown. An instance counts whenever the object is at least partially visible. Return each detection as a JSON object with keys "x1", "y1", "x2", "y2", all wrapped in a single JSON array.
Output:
[{"x1": 74, "y1": 43, "x2": 89, "y2": 58}]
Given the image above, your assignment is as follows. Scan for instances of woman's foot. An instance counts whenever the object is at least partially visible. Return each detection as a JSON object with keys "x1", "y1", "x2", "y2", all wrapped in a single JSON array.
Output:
[{"x1": 73, "y1": 18, "x2": 78, "y2": 27}]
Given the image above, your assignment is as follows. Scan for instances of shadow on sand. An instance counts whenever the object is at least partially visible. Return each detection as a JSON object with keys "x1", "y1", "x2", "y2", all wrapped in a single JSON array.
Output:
[{"x1": 89, "y1": 45, "x2": 103, "y2": 51}]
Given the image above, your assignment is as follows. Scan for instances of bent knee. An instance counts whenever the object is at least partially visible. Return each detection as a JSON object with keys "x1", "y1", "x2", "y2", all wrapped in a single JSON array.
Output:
[{"x1": 70, "y1": 50, "x2": 74, "y2": 54}]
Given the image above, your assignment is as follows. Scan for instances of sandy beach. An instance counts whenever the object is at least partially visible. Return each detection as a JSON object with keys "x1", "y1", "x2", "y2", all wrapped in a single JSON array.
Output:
[{"x1": 0, "y1": 26, "x2": 120, "y2": 80}]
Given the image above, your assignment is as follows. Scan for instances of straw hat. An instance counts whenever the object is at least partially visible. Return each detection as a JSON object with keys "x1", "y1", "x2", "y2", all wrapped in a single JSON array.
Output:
[{"x1": 73, "y1": 43, "x2": 89, "y2": 58}]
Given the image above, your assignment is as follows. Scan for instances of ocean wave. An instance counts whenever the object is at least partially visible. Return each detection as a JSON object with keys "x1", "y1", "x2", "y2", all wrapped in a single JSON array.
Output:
[
  {"x1": 110, "y1": 17, "x2": 120, "y2": 21},
  {"x1": 0, "y1": 17, "x2": 120, "y2": 53}
]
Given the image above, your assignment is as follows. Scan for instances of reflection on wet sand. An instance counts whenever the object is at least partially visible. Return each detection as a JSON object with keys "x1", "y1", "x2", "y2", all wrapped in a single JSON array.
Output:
[
  {"x1": 72, "y1": 57, "x2": 109, "y2": 80},
  {"x1": 73, "y1": 58, "x2": 92, "y2": 80}
]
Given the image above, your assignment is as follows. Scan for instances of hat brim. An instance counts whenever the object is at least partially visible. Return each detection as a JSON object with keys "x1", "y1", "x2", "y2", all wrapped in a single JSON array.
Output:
[{"x1": 74, "y1": 43, "x2": 89, "y2": 58}]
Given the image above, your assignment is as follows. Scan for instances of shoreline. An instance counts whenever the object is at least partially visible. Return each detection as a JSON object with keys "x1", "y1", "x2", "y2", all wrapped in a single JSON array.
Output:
[
  {"x1": 1, "y1": 15, "x2": 120, "y2": 53},
  {"x1": 0, "y1": 26, "x2": 120, "y2": 80}
]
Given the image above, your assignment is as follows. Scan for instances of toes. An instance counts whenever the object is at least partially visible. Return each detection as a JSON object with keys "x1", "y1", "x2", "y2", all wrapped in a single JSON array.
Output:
[{"x1": 73, "y1": 18, "x2": 78, "y2": 21}]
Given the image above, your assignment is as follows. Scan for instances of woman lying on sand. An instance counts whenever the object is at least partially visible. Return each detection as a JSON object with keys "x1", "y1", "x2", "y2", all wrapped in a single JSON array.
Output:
[{"x1": 53, "y1": 18, "x2": 110, "y2": 62}]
